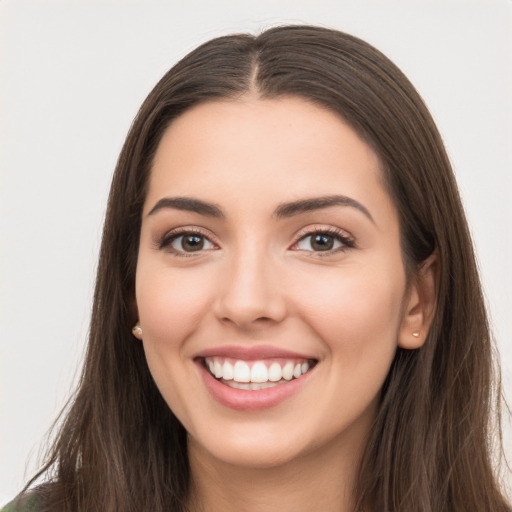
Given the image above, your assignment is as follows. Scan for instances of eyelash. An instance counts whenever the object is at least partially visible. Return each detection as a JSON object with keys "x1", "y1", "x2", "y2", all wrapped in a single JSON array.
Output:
[
  {"x1": 291, "y1": 226, "x2": 355, "y2": 256},
  {"x1": 157, "y1": 227, "x2": 219, "y2": 257},
  {"x1": 157, "y1": 226, "x2": 355, "y2": 257}
]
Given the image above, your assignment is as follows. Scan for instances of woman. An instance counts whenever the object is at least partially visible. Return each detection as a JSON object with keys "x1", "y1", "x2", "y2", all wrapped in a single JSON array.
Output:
[{"x1": 6, "y1": 25, "x2": 510, "y2": 511}]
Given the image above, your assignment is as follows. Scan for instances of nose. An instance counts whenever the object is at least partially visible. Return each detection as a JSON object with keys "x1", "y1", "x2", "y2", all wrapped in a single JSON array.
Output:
[{"x1": 213, "y1": 248, "x2": 287, "y2": 329}]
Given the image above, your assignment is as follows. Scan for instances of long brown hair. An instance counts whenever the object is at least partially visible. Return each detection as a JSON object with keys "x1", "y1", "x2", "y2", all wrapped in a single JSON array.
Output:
[{"x1": 23, "y1": 25, "x2": 510, "y2": 511}]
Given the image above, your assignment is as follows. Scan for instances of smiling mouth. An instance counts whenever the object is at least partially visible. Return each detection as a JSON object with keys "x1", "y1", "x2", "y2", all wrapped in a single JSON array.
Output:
[{"x1": 202, "y1": 357, "x2": 318, "y2": 390}]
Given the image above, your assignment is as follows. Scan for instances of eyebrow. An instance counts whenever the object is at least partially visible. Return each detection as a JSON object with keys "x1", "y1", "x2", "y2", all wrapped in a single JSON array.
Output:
[
  {"x1": 274, "y1": 195, "x2": 374, "y2": 223},
  {"x1": 147, "y1": 194, "x2": 374, "y2": 223},
  {"x1": 147, "y1": 197, "x2": 224, "y2": 218}
]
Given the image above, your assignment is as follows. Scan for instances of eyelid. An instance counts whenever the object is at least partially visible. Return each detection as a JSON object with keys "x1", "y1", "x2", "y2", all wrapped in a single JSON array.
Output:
[
  {"x1": 290, "y1": 225, "x2": 356, "y2": 252},
  {"x1": 156, "y1": 226, "x2": 220, "y2": 254}
]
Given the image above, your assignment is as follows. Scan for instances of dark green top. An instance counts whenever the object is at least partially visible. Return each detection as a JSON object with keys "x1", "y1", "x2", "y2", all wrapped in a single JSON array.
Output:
[{"x1": 1, "y1": 495, "x2": 38, "y2": 512}]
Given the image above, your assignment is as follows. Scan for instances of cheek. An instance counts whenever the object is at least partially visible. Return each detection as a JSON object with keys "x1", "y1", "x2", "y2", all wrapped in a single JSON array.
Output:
[
  {"x1": 135, "y1": 261, "x2": 215, "y2": 420},
  {"x1": 293, "y1": 262, "x2": 406, "y2": 360},
  {"x1": 135, "y1": 262, "x2": 215, "y2": 346}
]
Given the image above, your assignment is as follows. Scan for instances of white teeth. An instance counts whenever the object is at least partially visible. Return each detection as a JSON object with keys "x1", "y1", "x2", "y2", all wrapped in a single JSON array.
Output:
[
  {"x1": 204, "y1": 357, "x2": 314, "y2": 385},
  {"x1": 282, "y1": 362, "x2": 294, "y2": 381},
  {"x1": 268, "y1": 362, "x2": 282, "y2": 382},
  {"x1": 213, "y1": 360, "x2": 223, "y2": 379},
  {"x1": 233, "y1": 361, "x2": 251, "y2": 383},
  {"x1": 250, "y1": 362, "x2": 268, "y2": 383},
  {"x1": 222, "y1": 361, "x2": 234, "y2": 380}
]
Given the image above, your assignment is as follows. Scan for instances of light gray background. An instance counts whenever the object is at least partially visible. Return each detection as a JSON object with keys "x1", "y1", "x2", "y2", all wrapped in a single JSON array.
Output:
[{"x1": 1, "y1": 0, "x2": 511, "y2": 503}]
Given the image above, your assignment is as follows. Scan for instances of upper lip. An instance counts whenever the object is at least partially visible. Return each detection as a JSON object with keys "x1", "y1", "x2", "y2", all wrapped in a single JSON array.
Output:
[{"x1": 195, "y1": 345, "x2": 317, "y2": 361}]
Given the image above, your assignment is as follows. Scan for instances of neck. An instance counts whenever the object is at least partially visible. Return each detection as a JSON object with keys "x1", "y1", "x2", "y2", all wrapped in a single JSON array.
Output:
[{"x1": 186, "y1": 428, "x2": 368, "y2": 512}]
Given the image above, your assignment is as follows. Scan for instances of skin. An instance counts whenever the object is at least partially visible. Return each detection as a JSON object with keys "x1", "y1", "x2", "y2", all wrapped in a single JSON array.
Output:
[{"x1": 134, "y1": 96, "x2": 436, "y2": 512}]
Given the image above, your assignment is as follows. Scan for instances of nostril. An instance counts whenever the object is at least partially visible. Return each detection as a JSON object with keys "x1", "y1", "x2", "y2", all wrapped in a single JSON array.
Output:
[{"x1": 220, "y1": 315, "x2": 277, "y2": 329}]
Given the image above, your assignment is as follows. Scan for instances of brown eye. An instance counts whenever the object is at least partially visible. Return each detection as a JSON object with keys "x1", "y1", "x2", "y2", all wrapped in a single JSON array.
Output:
[
  {"x1": 170, "y1": 234, "x2": 214, "y2": 253},
  {"x1": 295, "y1": 231, "x2": 350, "y2": 253},
  {"x1": 310, "y1": 234, "x2": 335, "y2": 251}
]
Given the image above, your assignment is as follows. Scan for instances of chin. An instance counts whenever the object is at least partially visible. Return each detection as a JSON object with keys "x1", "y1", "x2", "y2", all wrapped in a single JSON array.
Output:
[{"x1": 188, "y1": 424, "x2": 316, "y2": 470}]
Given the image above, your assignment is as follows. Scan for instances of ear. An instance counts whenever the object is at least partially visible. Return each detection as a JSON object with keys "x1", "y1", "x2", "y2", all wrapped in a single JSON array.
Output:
[
  {"x1": 130, "y1": 294, "x2": 142, "y2": 340},
  {"x1": 398, "y1": 252, "x2": 439, "y2": 349},
  {"x1": 130, "y1": 292, "x2": 139, "y2": 320}
]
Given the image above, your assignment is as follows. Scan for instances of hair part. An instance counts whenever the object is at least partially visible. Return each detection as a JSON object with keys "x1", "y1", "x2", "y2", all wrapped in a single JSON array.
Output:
[{"x1": 24, "y1": 25, "x2": 510, "y2": 512}]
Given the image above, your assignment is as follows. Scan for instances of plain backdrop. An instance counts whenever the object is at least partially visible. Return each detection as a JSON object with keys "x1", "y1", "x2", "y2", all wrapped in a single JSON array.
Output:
[{"x1": 1, "y1": 0, "x2": 511, "y2": 503}]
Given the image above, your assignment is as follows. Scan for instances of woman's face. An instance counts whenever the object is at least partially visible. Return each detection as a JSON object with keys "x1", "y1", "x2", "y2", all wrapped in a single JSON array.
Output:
[{"x1": 135, "y1": 96, "x2": 415, "y2": 469}]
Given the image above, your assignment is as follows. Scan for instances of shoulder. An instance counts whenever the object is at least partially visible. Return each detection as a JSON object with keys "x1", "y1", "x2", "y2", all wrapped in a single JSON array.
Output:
[{"x1": 1, "y1": 494, "x2": 39, "y2": 512}]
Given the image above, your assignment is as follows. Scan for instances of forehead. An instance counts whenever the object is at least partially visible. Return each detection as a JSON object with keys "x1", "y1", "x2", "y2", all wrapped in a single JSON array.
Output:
[{"x1": 145, "y1": 96, "x2": 392, "y2": 223}]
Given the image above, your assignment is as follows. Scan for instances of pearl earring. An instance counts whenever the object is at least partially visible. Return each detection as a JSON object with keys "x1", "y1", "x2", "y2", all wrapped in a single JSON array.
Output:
[
  {"x1": 412, "y1": 331, "x2": 420, "y2": 338},
  {"x1": 132, "y1": 324, "x2": 143, "y2": 338}
]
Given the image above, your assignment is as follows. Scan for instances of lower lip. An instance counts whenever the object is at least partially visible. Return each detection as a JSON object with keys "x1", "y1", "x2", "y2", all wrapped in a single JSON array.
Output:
[{"x1": 198, "y1": 362, "x2": 314, "y2": 411}]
